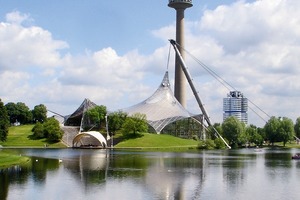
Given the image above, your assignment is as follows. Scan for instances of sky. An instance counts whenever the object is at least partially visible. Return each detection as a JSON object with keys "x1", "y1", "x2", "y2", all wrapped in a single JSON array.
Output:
[{"x1": 0, "y1": 0, "x2": 299, "y2": 127}]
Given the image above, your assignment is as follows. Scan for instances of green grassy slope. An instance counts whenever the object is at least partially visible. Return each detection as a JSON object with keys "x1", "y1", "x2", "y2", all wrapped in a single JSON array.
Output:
[
  {"x1": 0, "y1": 125, "x2": 65, "y2": 148},
  {"x1": 115, "y1": 133, "x2": 198, "y2": 149}
]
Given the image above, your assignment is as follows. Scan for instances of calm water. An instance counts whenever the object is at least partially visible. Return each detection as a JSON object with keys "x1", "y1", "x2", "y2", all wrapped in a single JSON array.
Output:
[{"x1": 1, "y1": 148, "x2": 300, "y2": 200}]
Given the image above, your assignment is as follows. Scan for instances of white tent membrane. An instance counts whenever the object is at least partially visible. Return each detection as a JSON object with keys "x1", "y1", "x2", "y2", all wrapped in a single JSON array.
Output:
[
  {"x1": 123, "y1": 71, "x2": 197, "y2": 133},
  {"x1": 72, "y1": 131, "x2": 107, "y2": 148}
]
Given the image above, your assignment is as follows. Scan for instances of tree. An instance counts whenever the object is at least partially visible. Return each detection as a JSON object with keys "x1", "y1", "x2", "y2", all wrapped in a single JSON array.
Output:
[
  {"x1": 5, "y1": 102, "x2": 18, "y2": 124},
  {"x1": 16, "y1": 102, "x2": 32, "y2": 124},
  {"x1": 0, "y1": 99, "x2": 10, "y2": 142},
  {"x1": 238, "y1": 130, "x2": 248, "y2": 147},
  {"x1": 246, "y1": 124, "x2": 263, "y2": 147},
  {"x1": 121, "y1": 113, "x2": 148, "y2": 137},
  {"x1": 32, "y1": 122, "x2": 45, "y2": 139},
  {"x1": 294, "y1": 117, "x2": 300, "y2": 139},
  {"x1": 214, "y1": 137, "x2": 226, "y2": 149},
  {"x1": 278, "y1": 117, "x2": 294, "y2": 146},
  {"x1": 43, "y1": 118, "x2": 63, "y2": 142},
  {"x1": 208, "y1": 123, "x2": 223, "y2": 139},
  {"x1": 197, "y1": 139, "x2": 215, "y2": 150},
  {"x1": 108, "y1": 111, "x2": 127, "y2": 134},
  {"x1": 264, "y1": 116, "x2": 294, "y2": 146},
  {"x1": 32, "y1": 104, "x2": 47, "y2": 123},
  {"x1": 264, "y1": 116, "x2": 280, "y2": 145},
  {"x1": 222, "y1": 116, "x2": 245, "y2": 147},
  {"x1": 84, "y1": 105, "x2": 107, "y2": 129},
  {"x1": 5, "y1": 102, "x2": 32, "y2": 124}
]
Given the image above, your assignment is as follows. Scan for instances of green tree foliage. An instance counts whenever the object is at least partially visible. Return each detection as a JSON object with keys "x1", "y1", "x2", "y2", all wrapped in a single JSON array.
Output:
[
  {"x1": 197, "y1": 139, "x2": 215, "y2": 150},
  {"x1": 31, "y1": 117, "x2": 63, "y2": 142},
  {"x1": 294, "y1": 117, "x2": 300, "y2": 139},
  {"x1": 222, "y1": 116, "x2": 245, "y2": 148},
  {"x1": 43, "y1": 118, "x2": 63, "y2": 142},
  {"x1": 264, "y1": 116, "x2": 295, "y2": 146},
  {"x1": 5, "y1": 102, "x2": 32, "y2": 124},
  {"x1": 84, "y1": 105, "x2": 107, "y2": 129},
  {"x1": 32, "y1": 104, "x2": 47, "y2": 122},
  {"x1": 264, "y1": 116, "x2": 281, "y2": 145},
  {"x1": 121, "y1": 113, "x2": 148, "y2": 137},
  {"x1": 207, "y1": 123, "x2": 223, "y2": 139},
  {"x1": 238, "y1": 130, "x2": 248, "y2": 146},
  {"x1": 278, "y1": 117, "x2": 294, "y2": 146},
  {"x1": 108, "y1": 111, "x2": 127, "y2": 134},
  {"x1": 5, "y1": 102, "x2": 18, "y2": 124},
  {"x1": 246, "y1": 124, "x2": 263, "y2": 147},
  {"x1": 0, "y1": 99, "x2": 10, "y2": 142},
  {"x1": 32, "y1": 122, "x2": 45, "y2": 139},
  {"x1": 214, "y1": 137, "x2": 226, "y2": 149}
]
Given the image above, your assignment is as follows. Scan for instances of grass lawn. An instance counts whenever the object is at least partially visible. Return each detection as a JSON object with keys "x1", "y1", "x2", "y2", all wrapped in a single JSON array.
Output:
[
  {"x1": 0, "y1": 125, "x2": 66, "y2": 148},
  {"x1": 115, "y1": 133, "x2": 198, "y2": 150},
  {"x1": 271, "y1": 141, "x2": 300, "y2": 148}
]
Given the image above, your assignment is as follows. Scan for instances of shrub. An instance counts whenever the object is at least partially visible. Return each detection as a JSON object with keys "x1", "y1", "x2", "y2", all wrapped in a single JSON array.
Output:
[
  {"x1": 31, "y1": 117, "x2": 63, "y2": 142},
  {"x1": 43, "y1": 118, "x2": 63, "y2": 142},
  {"x1": 214, "y1": 137, "x2": 226, "y2": 149},
  {"x1": 32, "y1": 122, "x2": 44, "y2": 139},
  {"x1": 197, "y1": 139, "x2": 215, "y2": 150}
]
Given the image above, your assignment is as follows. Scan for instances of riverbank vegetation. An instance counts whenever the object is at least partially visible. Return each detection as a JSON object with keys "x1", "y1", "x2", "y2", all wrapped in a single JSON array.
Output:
[
  {"x1": 1, "y1": 100, "x2": 300, "y2": 150},
  {"x1": 0, "y1": 122, "x2": 299, "y2": 151}
]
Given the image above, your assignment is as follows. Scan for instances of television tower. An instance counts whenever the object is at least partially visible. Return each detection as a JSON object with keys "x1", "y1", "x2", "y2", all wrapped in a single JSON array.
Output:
[{"x1": 168, "y1": 0, "x2": 193, "y2": 108}]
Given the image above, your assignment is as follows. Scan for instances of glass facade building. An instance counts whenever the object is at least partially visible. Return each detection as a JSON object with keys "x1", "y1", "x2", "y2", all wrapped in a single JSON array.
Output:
[{"x1": 223, "y1": 91, "x2": 248, "y2": 124}]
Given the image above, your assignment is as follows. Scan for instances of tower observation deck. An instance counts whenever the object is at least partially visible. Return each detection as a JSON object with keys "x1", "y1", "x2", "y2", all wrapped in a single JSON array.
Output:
[
  {"x1": 168, "y1": 0, "x2": 193, "y2": 9},
  {"x1": 168, "y1": 0, "x2": 193, "y2": 108}
]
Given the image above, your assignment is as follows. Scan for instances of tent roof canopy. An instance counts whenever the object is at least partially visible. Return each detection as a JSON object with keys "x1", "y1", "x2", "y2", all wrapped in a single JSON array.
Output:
[
  {"x1": 123, "y1": 71, "x2": 197, "y2": 133},
  {"x1": 64, "y1": 98, "x2": 97, "y2": 127}
]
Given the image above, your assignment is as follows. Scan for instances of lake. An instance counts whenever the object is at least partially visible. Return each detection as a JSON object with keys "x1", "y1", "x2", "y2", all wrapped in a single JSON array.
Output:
[{"x1": 1, "y1": 148, "x2": 300, "y2": 200}]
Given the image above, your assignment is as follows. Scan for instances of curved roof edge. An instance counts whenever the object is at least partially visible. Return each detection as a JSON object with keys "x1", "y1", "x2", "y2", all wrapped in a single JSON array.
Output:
[{"x1": 72, "y1": 131, "x2": 107, "y2": 147}]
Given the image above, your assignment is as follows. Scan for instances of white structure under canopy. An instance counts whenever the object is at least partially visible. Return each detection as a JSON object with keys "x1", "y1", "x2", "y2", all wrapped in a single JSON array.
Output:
[{"x1": 72, "y1": 131, "x2": 107, "y2": 148}]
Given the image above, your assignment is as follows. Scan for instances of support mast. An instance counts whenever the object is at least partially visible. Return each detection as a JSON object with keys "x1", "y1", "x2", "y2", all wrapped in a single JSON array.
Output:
[{"x1": 169, "y1": 39, "x2": 231, "y2": 149}]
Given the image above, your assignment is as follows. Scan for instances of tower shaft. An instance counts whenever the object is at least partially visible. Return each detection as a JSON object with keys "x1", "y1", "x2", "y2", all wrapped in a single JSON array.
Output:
[
  {"x1": 174, "y1": 8, "x2": 186, "y2": 107},
  {"x1": 168, "y1": 0, "x2": 193, "y2": 108}
]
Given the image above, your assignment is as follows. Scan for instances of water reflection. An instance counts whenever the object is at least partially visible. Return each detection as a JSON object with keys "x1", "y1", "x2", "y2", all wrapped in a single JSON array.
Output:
[
  {"x1": 144, "y1": 154, "x2": 205, "y2": 199},
  {"x1": 63, "y1": 150, "x2": 109, "y2": 184},
  {"x1": 1, "y1": 148, "x2": 300, "y2": 200},
  {"x1": 0, "y1": 156, "x2": 59, "y2": 200}
]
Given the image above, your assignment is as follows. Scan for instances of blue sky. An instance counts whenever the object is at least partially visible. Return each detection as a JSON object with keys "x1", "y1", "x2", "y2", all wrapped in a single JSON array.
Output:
[{"x1": 0, "y1": 0, "x2": 299, "y2": 127}]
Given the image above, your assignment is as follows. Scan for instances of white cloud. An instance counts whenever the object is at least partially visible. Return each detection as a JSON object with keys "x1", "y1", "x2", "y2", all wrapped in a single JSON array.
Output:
[
  {"x1": 0, "y1": 12, "x2": 147, "y2": 115},
  {"x1": 0, "y1": 11, "x2": 68, "y2": 71},
  {"x1": 5, "y1": 11, "x2": 31, "y2": 25},
  {"x1": 1, "y1": 0, "x2": 300, "y2": 127}
]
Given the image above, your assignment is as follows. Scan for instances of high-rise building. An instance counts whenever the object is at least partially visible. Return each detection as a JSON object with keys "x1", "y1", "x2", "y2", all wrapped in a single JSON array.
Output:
[
  {"x1": 168, "y1": 0, "x2": 193, "y2": 108},
  {"x1": 223, "y1": 91, "x2": 248, "y2": 124}
]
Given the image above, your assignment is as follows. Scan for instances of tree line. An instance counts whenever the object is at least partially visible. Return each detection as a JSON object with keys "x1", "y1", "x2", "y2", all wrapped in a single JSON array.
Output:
[
  {"x1": 86, "y1": 106, "x2": 300, "y2": 149},
  {"x1": 1, "y1": 98, "x2": 299, "y2": 148},
  {"x1": 204, "y1": 115, "x2": 300, "y2": 149},
  {"x1": 5, "y1": 102, "x2": 47, "y2": 124},
  {"x1": 0, "y1": 99, "x2": 61, "y2": 142},
  {"x1": 82, "y1": 105, "x2": 148, "y2": 139}
]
